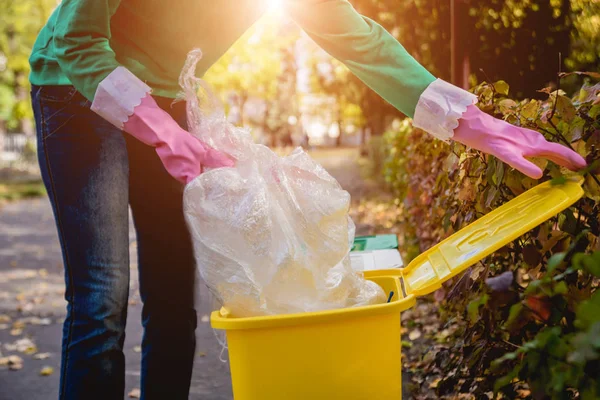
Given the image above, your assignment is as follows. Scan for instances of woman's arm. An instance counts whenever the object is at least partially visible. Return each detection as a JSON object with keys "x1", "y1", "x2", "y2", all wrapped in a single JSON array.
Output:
[
  {"x1": 285, "y1": 0, "x2": 585, "y2": 177},
  {"x1": 284, "y1": 0, "x2": 437, "y2": 119},
  {"x1": 53, "y1": 0, "x2": 122, "y2": 102},
  {"x1": 50, "y1": 0, "x2": 233, "y2": 182}
]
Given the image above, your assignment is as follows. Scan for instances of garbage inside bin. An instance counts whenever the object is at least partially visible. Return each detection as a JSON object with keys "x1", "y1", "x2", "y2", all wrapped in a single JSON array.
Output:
[
  {"x1": 350, "y1": 234, "x2": 403, "y2": 271},
  {"x1": 180, "y1": 50, "x2": 386, "y2": 317}
]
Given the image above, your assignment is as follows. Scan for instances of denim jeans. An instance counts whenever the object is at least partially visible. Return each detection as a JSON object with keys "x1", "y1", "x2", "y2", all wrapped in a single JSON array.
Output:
[{"x1": 31, "y1": 85, "x2": 197, "y2": 400}]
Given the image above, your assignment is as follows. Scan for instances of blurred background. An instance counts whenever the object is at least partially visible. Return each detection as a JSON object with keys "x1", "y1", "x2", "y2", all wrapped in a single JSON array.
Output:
[
  {"x1": 0, "y1": 1, "x2": 599, "y2": 399},
  {"x1": 1, "y1": 0, "x2": 599, "y2": 170}
]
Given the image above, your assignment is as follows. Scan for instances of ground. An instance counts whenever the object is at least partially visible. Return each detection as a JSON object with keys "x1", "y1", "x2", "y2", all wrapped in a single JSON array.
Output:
[{"x1": 0, "y1": 148, "x2": 439, "y2": 400}]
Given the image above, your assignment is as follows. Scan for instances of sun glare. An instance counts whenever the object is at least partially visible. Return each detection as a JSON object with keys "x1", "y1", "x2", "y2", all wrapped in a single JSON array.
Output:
[{"x1": 268, "y1": 0, "x2": 283, "y2": 11}]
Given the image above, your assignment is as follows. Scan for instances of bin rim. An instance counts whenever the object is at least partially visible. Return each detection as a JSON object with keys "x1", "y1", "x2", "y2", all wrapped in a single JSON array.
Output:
[{"x1": 211, "y1": 275, "x2": 416, "y2": 331}]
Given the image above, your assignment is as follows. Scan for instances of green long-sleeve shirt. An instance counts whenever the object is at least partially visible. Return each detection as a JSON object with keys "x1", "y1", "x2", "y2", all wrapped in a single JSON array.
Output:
[{"x1": 29, "y1": 0, "x2": 435, "y2": 118}]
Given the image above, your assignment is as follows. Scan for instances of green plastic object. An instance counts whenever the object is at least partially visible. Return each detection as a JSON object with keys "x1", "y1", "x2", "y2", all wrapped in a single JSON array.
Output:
[{"x1": 352, "y1": 234, "x2": 399, "y2": 252}]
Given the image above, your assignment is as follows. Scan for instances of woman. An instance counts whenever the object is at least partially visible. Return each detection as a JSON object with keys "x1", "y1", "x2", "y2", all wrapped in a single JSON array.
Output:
[{"x1": 29, "y1": 0, "x2": 586, "y2": 399}]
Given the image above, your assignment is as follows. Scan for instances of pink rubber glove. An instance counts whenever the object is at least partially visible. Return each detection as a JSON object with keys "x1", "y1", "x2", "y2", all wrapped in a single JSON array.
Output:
[
  {"x1": 123, "y1": 94, "x2": 234, "y2": 184},
  {"x1": 453, "y1": 105, "x2": 586, "y2": 179}
]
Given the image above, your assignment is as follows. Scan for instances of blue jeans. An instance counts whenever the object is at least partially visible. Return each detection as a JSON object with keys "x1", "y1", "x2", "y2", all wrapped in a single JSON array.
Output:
[{"x1": 31, "y1": 85, "x2": 197, "y2": 400}]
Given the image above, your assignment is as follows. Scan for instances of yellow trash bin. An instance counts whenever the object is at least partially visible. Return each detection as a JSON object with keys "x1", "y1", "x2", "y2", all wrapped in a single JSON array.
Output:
[{"x1": 211, "y1": 179, "x2": 584, "y2": 400}]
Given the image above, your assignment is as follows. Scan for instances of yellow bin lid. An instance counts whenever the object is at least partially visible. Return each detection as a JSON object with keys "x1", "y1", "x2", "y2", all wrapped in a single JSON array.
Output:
[{"x1": 366, "y1": 178, "x2": 584, "y2": 297}]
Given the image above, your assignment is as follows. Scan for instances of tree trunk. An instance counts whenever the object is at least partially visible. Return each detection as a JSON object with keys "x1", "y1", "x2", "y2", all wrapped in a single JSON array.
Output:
[
  {"x1": 238, "y1": 93, "x2": 248, "y2": 127},
  {"x1": 451, "y1": 0, "x2": 470, "y2": 89},
  {"x1": 335, "y1": 110, "x2": 344, "y2": 147},
  {"x1": 369, "y1": 112, "x2": 385, "y2": 136},
  {"x1": 270, "y1": 126, "x2": 278, "y2": 148},
  {"x1": 359, "y1": 125, "x2": 370, "y2": 156},
  {"x1": 0, "y1": 122, "x2": 5, "y2": 155}
]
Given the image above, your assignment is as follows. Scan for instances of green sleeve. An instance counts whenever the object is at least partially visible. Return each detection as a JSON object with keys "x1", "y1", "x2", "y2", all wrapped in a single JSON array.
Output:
[
  {"x1": 53, "y1": 0, "x2": 122, "y2": 101},
  {"x1": 285, "y1": 0, "x2": 436, "y2": 118}
]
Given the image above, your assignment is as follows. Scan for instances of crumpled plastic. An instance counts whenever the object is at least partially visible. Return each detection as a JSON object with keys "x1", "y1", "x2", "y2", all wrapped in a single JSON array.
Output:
[{"x1": 181, "y1": 50, "x2": 386, "y2": 317}]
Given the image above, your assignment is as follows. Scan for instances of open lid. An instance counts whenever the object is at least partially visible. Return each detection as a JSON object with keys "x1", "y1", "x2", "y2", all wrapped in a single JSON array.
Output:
[{"x1": 394, "y1": 179, "x2": 584, "y2": 297}]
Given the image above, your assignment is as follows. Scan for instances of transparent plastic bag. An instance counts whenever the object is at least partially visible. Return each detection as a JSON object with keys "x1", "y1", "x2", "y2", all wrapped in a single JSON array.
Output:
[{"x1": 181, "y1": 50, "x2": 386, "y2": 317}]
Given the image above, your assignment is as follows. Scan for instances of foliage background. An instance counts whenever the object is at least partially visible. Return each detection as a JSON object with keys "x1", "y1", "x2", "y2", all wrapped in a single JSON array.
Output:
[{"x1": 380, "y1": 76, "x2": 600, "y2": 398}]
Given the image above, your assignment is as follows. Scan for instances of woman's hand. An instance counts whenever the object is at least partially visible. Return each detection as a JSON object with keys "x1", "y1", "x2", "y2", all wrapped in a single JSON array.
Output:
[
  {"x1": 123, "y1": 94, "x2": 234, "y2": 184},
  {"x1": 91, "y1": 67, "x2": 234, "y2": 184},
  {"x1": 453, "y1": 105, "x2": 586, "y2": 179}
]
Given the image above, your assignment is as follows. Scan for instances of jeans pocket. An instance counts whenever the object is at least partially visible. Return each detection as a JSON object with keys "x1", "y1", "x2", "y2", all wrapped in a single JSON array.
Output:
[
  {"x1": 37, "y1": 85, "x2": 78, "y2": 103},
  {"x1": 36, "y1": 86, "x2": 88, "y2": 140}
]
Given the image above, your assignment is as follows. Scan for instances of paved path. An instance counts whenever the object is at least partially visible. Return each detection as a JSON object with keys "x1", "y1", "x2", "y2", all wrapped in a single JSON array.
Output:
[
  {"x1": 0, "y1": 197, "x2": 232, "y2": 400},
  {"x1": 0, "y1": 149, "x2": 406, "y2": 399}
]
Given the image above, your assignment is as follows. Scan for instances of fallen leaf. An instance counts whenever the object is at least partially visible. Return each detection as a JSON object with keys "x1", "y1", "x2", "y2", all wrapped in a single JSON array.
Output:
[
  {"x1": 20, "y1": 303, "x2": 34, "y2": 312},
  {"x1": 4, "y1": 343, "x2": 17, "y2": 351},
  {"x1": 0, "y1": 324, "x2": 9, "y2": 330},
  {"x1": 408, "y1": 330, "x2": 422, "y2": 340},
  {"x1": 436, "y1": 329, "x2": 452, "y2": 342},
  {"x1": 197, "y1": 352, "x2": 207, "y2": 357},
  {"x1": 12, "y1": 338, "x2": 37, "y2": 353},
  {"x1": 12, "y1": 320, "x2": 25, "y2": 329},
  {"x1": 470, "y1": 264, "x2": 486, "y2": 281},
  {"x1": 429, "y1": 378, "x2": 441, "y2": 388},
  {"x1": 30, "y1": 318, "x2": 51, "y2": 326},
  {"x1": 10, "y1": 328, "x2": 23, "y2": 336},
  {"x1": 0, "y1": 314, "x2": 11, "y2": 323},
  {"x1": 433, "y1": 288, "x2": 446, "y2": 303},
  {"x1": 10, "y1": 261, "x2": 17, "y2": 267},
  {"x1": 38, "y1": 269, "x2": 48, "y2": 278},
  {"x1": 522, "y1": 244, "x2": 541, "y2": 267},
  {"x1": 33, "y1": 353, "x2": 51, "y2": 360},
  {"x1": 133, "y1": 346, "x2": 141, "y2": 353},
  {"x1": 40, "y1": 366, "x2": 54, "y2": 376},
  {"x1": 541, "y1": 231, "x2": 568, "y2": 254},
  {"x1": 32, "y1": 297, "x2": 45, "y2": 305},
  {"x1": 7, "y1": 355, "x2": 23, "y2": 370},
  {"x1": 525, "y1": 295, "x2": 552, "y2": 321},
  {"x1": 201, "y1": 315, "x2": 209, "y2": 323},
  {"x1": 128, "y1": 388, "x2": 141, "y2": 398}
]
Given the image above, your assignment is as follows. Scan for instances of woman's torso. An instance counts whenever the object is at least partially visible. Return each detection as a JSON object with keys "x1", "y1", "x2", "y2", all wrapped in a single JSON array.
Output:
[{"x1": 30, "y1": 0, "x2": 269, "y2": 98}]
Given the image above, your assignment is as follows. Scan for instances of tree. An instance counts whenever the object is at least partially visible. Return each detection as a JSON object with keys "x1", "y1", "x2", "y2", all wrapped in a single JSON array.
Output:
[
  {"x1": 567, "y1": 0, "x2": 600, "y2": 72},
  {"x1": 203, "y1": 12, "x2": 299, "y2": 130},
  {"x1": 465, "y1": 0, "x2": 571, "y2": 98},
  {"x1": 0, "y1": 0, "x2": 55, "y2": 136},
  {"x1": 263, "y1": 45, "x2": 299, "y2": 147},
  {"x1": 337, "y1": 0, "x2": 596, "y2": 102},
  {"x1": 309, "y1": 48, "x2": 401, "y2": 148}
]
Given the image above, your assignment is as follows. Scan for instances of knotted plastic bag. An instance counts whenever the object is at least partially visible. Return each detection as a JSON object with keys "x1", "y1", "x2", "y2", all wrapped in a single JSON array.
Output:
[{"x1": 181, "y1": 50, "x2": 386, "y2": 317}]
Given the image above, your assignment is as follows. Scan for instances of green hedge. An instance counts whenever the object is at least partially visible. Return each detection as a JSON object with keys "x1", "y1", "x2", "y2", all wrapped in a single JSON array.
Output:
[{"x1": 382, "y1": 77, "x2": 600, "y2": 398}]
